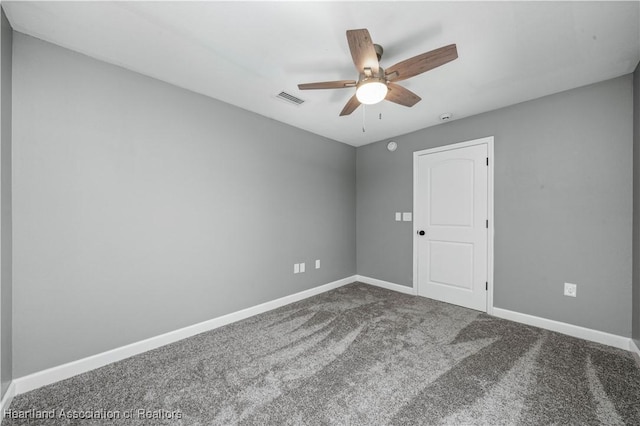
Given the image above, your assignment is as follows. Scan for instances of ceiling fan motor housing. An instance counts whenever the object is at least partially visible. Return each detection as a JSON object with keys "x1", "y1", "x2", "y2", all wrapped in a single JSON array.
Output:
[
  {"x1": 374, "y1": 44, "x2": 384, "y2": 61},
  {"x1": 359, "y1": 66, "x2": 386, "y2": 83}
]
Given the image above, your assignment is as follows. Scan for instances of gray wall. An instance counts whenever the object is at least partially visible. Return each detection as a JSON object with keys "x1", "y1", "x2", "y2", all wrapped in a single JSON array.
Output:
[
  {"x1": 0, "y1": 8, "x2": 12, "y2": 397},
  {"x1": 12, "y1": 33, "x2": 356, "y2": 377},
  {"x1": 9, "y1": 28, "x2": 636, "y2": 378},
  {"x1": 633, "y1": 61, "x2": 640, "y2": 347},
  {"x1": 357, "y1": 76, "x2": 633, "y2": 337}
]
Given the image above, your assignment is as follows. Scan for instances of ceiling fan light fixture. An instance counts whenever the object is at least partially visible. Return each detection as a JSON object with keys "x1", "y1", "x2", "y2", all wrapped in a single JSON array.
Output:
[{"x1": 356, "y1": 80, "x2": 388, "y2": 105}]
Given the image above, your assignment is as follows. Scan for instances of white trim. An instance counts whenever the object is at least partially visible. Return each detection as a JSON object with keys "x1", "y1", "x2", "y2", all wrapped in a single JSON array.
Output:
[
  {"x1": 631, "y1": 339, "x2": 640, "y2": 362},
  {"x1": 13, "y1": 276, "x2": 356, "y2": 395},
  {"x1": 492, "y1": 307, "x2": 631, "y2": 351},
  {"x1": 412, "y1": 149, "x2": 419, "y2": 294},
  {"x1": 0, "y1": 382, "x2": 15, "y2": 413},
  {"x1": 486, "y1": 138, "x2": 495, "y2": 315},
  {"x1": 412, "y1": 136, "x2": 495, "y2": 314},
  {"x1": 356, "y1": 275, "x2": 417, "y2": 295}
]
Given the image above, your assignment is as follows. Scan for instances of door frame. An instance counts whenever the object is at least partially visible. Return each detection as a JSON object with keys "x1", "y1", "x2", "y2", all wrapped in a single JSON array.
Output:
[{"x1": 412, "y1": 136, "x2": 495, "y2": 314}]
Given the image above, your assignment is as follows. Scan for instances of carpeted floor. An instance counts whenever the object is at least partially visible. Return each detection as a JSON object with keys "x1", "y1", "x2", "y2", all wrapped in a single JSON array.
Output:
[{"x1": 4, "y1": 282, "x2": 640, "y2": 425}]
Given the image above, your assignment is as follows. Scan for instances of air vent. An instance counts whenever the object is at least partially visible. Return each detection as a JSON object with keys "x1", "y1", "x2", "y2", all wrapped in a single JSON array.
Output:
[{"x1": 276, "y1": 91, "x2": 305, "y2": 106}]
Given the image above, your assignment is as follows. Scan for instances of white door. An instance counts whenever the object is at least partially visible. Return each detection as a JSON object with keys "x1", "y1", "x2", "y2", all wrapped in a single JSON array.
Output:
[{"x1": 414, "y1": 142, "x2": 489, "y2": 311}]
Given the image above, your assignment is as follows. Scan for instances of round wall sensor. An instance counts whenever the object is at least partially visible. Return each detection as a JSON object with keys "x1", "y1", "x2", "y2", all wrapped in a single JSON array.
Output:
[
  {"x1": 440, "y1": 113, "x2": 453, "y2": 122},
  {"x1": 387, "y1": 141, "x2": 398, "y2": 152}
]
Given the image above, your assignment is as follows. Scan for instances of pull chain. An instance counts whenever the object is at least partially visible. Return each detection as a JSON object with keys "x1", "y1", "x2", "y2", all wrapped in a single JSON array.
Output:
[{"x1": 362, "y1": 105, "x2": 366, "y2": 132}]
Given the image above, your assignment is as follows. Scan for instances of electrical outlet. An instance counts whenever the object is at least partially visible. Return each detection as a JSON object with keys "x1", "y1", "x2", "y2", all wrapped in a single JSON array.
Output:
[
  {"x1": 564, "y1": 282, "x2": 577, "y2": 297},
  {"x1": 315, "y1": 259, "x2": 320, "y2": 269},
  {"x1": 402, "y1": 212, "x2": 412, "y2": 221}
]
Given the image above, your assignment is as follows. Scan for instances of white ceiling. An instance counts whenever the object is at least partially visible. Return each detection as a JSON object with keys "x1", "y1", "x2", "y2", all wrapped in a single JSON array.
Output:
[{"x1": 3, "y1": 1, "x2": 640, "y2": 146}]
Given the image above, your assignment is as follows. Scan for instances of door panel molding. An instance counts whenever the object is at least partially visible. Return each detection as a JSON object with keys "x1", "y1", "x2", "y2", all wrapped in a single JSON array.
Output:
[{"x1": 413, "y1": 136, "x2": 494, "y2": 314}]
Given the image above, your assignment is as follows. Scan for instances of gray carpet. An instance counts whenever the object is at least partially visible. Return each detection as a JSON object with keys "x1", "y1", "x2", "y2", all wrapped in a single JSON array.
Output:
[{"x1": 4, "y1": 282, "x2": 640, "y2": 425}]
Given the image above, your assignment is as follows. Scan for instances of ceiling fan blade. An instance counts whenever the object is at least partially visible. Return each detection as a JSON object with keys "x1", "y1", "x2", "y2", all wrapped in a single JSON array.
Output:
[
  {"x1": 385, "y1": 83, "x2": 421, "y2": 107},
  {"x1": 346, "y1": 29, "x2": 379, "y2": 75},
  {"x1": 298, "y1": 80, "x2": 357, "y2": 90},
  {"x1": 385, "y1": 44, "x2": 458, "y2": 82},
  {"x1": 340, "y1": 95, "x2": 361, "y2": 116}
]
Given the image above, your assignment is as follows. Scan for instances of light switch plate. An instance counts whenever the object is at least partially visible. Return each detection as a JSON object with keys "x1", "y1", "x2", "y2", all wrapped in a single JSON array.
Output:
[
  {"x1": 315, "y1": 260, "x2": 320, "y2": 269},
  {"x1": 300, "y1": 263, "x2": 306, "y2": 273},
  {"x1": 395, "y1": 212, "x2": 402, "y2": 221},
  {"x1": 402, "y1": 212, "x2": 412, "y2": 221},
  {"x1": 294, "y1": 264, "x2": 300, "y2": 274}
]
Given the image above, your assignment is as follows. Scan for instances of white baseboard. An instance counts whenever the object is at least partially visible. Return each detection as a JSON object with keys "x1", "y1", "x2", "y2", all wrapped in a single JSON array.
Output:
[
  {"x1": 492, "y1": 307, "x2": 631, "y2": 351},
  {"x1": 14, "y1": 275, "x2": 356, "y2": 395},
  {"x1": 356, "y1": 275, "x2": 417, "y2": 296},
  {"x1": 1, "y1": 381, "x2": 15, "y2": 413},
  {"x1": 631, "y1": 339, "x2": 640, "y2": 364}
]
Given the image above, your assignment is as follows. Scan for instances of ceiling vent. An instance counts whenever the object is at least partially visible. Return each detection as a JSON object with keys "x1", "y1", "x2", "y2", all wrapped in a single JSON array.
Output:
[{"x1": 276, "y1": 91, "x2": 305, "y2": 106}]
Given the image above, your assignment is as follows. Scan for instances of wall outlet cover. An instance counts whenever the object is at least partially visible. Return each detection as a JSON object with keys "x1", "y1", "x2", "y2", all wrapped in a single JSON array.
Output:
[
  {"x1": 294, "y1": 264, "x2": 300, "y2": 274},
  {"x1": 300, "y1": 263, "x2": 305, "y2": 273},
  {"x1": 402, "y1": 212, "x2": 412, "y2": 221},
  {"x1": 564, "y1": 282, "x2": 577, "y2": 297},
  {"x1": 395, "y1": 212, "x2": 402, "y2": 221},
  {"x1": 315, "y1": 259, "x2": 320, "y2": 269}
]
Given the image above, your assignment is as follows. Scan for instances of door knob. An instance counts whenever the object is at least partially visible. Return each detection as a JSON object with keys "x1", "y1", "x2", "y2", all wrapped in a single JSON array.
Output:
[{"x1": 417, "y1": 230, "x2": 425, "y2": 236}]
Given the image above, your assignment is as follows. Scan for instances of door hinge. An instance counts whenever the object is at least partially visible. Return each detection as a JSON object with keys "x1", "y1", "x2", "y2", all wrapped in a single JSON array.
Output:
[
  {"x1": 486, "y1": 282, "x2": 488, "y2": 291},
  {"x1": 486, "y1": 157, "x2": 489, "y2": 166},
  {"x1": 486, "y1": 219, "x2": 489, "y2": 228}
]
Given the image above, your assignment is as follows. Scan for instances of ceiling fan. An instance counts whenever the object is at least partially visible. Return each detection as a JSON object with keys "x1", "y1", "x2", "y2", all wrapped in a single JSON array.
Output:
[{"x1": 298, "y1": 29, "x2": 458, "y2": 116}]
